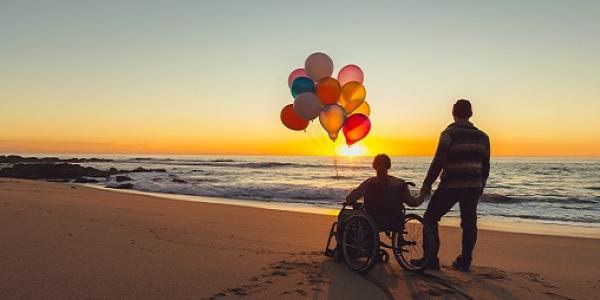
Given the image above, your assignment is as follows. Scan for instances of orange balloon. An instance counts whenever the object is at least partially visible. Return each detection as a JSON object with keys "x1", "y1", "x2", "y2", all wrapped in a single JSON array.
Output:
[
  {"x1": 350, "y1": 101, "x2": 370, "y2": 117},
  {"x1": 316, "y1": 77, "x2": 341, "y2": 105},
  {"x1": 339, "y1": 81, "x2": 366, "y2": 113},
  {"x1": 280, "y1": 104, "x2": 309, "y2": 131}
]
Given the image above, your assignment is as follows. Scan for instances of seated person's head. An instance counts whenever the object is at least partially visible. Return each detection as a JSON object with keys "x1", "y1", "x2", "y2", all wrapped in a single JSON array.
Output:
[{"x1": 372, "y1": 154, "x2": 391, "y2": 175}]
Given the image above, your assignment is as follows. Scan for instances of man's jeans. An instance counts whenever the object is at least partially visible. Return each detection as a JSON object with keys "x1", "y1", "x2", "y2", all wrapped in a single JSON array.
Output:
[{"x1": 424, "y1": 187, "x2": 483, "y2": 262}]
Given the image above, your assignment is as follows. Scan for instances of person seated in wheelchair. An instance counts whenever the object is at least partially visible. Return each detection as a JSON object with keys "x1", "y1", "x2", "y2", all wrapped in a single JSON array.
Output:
[{"x1": 345, "y1": 154, "x2": 423, "y2": 230}]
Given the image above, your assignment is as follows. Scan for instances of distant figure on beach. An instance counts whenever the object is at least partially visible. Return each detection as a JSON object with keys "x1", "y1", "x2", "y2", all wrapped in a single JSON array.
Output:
[
  {"x1": 418, "y1": 99, "x2": 490, "y2": 271},
  {"x1": 346, "y1": 154, "x2": 423, "y2": 229}
]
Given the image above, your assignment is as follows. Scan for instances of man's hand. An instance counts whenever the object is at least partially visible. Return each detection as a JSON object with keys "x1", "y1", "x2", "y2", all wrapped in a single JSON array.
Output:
[
  {"x1": 419, "y1": 185, "x2": 432, "y2": 197},
  {"x1": 416, "y1": 185, "x2": 431, "y2": 203}
]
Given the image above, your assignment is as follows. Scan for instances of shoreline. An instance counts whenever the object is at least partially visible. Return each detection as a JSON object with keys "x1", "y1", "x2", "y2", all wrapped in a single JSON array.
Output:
[
  {"x1": 82, "y1": 183, "x2": 600, "y2": 240},
  {"x1": 2, "y1": 154, "x2": 598, "y2": 236}
]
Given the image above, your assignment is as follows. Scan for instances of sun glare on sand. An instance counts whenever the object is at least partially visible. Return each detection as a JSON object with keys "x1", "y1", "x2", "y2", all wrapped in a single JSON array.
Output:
[{"x1": 339, "y1": 144, "x2": 366, "y2": 157}]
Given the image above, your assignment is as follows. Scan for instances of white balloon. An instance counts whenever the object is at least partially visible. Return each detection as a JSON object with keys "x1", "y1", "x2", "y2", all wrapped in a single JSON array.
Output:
[
  {"x1": 293, "y1": 92, "x2": 321, "y2": 121},
  {"x1": 305, "y1": 52, "x2": 334, "y2": 81}
]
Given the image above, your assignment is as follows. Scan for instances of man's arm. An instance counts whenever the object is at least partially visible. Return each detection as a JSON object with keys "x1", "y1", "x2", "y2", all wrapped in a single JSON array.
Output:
[
  {"x1": 402, "y1": 183, "x2": 423, "y2": 207},
  {"x1": 481, "y1": 136, "x2": 491, "y2": 187},
  {"x1": 345, "y1": 179, "x2": 370, "y2": 204},
  {"x1": 421, "y1": 132, "x2": 451, "y2": 194}
]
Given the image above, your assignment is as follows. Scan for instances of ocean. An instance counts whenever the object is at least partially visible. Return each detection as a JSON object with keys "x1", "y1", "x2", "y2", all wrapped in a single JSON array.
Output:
[{"x1": 69, "y1": 155, "x2": 600, "y2": 229}]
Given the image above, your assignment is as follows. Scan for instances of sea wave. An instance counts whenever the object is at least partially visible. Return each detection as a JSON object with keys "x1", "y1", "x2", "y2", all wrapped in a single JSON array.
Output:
[
  {"x1": 114, "y1": 157, "x2": 370, "y2": 170},
  {"x1": 480, "y1": 194, "x2": 598, "y2": 205},
  {"x1": 103, "y1": 176, "x2": 600, "y2": 224},
  {"x1": 494, "y1": 213, "x2": 599, "y2": 224},
  {"x1": 82, "y1": 155, "x2": 600, "y2": 227},
  {"x1": 103, "y1": 173, "x2": 347, "y2": 205},
  {"x1": 122, "y1": 160, "x2": 322, "y2": 169}
]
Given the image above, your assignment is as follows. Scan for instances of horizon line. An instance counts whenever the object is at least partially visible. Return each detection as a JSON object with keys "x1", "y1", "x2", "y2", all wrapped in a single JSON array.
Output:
[{"x1": 2, "y1": 152, "x2": 599, "y2": 159}]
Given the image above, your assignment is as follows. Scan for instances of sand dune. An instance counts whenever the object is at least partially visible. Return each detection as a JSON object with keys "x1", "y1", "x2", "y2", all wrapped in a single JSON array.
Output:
[{"x1": 0, "y1": 179, "x2": 598, "y2": 299}]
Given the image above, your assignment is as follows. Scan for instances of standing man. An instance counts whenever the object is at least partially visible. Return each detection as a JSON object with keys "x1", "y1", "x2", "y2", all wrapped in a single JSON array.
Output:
[{"x1": 419, "y1": 99, "x2": 490, "y2": 271}]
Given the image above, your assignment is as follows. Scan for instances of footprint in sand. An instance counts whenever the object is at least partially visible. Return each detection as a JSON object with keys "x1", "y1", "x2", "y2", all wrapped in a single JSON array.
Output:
[{"x1": 207, "y1": 252, "x2": 328, "y2": 299}]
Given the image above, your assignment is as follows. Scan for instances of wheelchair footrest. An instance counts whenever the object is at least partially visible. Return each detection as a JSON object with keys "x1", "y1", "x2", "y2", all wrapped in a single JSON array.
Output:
[
  {"x1": 324, "y1": 221, "x2": 339, "y2": 258},
  {"x1": 324, "y1": 248, "x2": 336, "y2": 257}
]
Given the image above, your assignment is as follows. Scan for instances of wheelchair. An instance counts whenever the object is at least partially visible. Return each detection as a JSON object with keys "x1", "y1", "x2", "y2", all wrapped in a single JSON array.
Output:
[{"x1": 324, "y1": 187, "x2": 434, "y2": 274}]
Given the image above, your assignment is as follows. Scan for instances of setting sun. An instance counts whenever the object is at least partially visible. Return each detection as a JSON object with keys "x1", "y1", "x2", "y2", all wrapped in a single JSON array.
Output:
[{"x1": 338, "y1": 144, "x2": 367, "y2": 157}]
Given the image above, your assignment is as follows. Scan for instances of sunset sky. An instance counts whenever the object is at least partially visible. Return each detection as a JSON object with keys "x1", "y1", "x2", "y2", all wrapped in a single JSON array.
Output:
[{"x1": 1, "y1": 1, "x2": 599, "y2": 156}]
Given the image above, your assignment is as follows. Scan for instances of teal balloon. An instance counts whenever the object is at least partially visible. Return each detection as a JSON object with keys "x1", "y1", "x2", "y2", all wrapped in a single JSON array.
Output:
[{"x1": 291, "y1": 77, "x2": 315, "y2": 98}]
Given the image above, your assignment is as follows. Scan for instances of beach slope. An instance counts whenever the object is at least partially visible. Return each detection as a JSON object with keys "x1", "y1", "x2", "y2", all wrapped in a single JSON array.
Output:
[{"x1": 0, "y1": 179, "x2": 598, "y2": 299}]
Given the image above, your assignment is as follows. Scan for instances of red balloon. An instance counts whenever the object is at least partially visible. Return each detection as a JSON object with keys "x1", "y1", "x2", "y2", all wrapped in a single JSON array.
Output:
[
  {"x1": 343, "y1": 114, "x2": 371, "y2": 146},
  {"x1": 288, "y1": 68, "x2": 308, "y2": 88},
  {"x1": 280, "y1": 104, "x2": 309, "y2": 131}
]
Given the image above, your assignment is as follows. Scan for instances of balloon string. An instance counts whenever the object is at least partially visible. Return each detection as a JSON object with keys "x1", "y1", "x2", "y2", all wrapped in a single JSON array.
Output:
[
  {"x1": 332, "y1": 141, "x2": 339, "y2": 181},
  {"x1": 313, "y1": 121, "x2": 331, "y2": 150},
  {"x1": 304, "y1": 124, "x2": 323, "y2": 151},
  {"x1": 308, "y1": 121, "x2": 331, "y2": 154},
  {"x1": 309, "y1": 121, "x2": 328, "y2": 152}
]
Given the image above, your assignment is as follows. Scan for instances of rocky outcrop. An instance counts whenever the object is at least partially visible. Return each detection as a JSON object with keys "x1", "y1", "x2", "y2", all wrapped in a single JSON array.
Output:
[
  {"x1": 0, "y1": 163, "x2": 114, "y2": 180},
  {"x1": 73, "y1": 178, "x2": 100, "y2": 183},
  {"x1": 115, "y1": 175, "x2": 132, "y2": 182},
  {"x1": 128, "y1": 167, "x2": 167, "y2": 173},
  {"x1": 0, "y1": 155, "x2": 112, "y2": 164},
  {"x1": 0, "y1": 160, "x2": 167, "y2": 182}
]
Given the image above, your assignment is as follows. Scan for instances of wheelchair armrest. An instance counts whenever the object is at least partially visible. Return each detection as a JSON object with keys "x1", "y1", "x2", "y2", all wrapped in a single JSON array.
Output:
[{"x1": 341, "y1": 202, "x2": 364, "y2": 210}]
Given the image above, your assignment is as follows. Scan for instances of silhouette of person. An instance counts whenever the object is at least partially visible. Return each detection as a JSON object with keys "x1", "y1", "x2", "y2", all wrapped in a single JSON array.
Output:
[
  {"x1": 418, "y1": 99, "x2": 490, "y2": 271},
  {"x1": 346, "y1": 154, "x2": 422, "y2": 230}
]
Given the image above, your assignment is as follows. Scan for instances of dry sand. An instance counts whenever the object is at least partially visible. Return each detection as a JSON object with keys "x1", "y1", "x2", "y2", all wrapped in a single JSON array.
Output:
[{"x1": 1, "y1": 179, "x2": 599, "y2": 299}]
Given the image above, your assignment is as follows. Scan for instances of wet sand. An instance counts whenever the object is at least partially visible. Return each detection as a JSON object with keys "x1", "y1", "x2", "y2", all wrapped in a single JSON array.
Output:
[{"x1": 1, "y1": 179, "x2": 599, "y2": 299}]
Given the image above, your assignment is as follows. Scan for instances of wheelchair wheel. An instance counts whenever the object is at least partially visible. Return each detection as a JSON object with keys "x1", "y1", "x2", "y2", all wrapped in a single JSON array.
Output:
[
  {"x1": 392, "y1": 213, "x2": 434, "y2": 272},
  {"x1": 342, "y1": 214, "x2": 379, "y2": 274}
]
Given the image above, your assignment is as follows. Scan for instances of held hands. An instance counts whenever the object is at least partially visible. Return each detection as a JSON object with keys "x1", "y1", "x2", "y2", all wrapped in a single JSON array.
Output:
[{"x1": 416, "y1": 185, "x2": 432, "y2": 203}]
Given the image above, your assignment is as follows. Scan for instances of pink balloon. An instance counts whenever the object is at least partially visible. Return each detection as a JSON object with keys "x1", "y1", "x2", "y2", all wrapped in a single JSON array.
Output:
[
  {"x1": 288, "y1": 68, "x2": 308, "y2": 88},
  {"x1": 338, "y1": 64, "x2": 364, "y2": 86}
]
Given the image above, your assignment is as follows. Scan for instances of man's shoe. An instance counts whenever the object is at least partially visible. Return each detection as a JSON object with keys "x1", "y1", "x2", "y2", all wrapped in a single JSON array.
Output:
[
  {"x1": 410, "y1": 257, "x2": 440, "y2": 270},
  {"x1": 452, "y1": 255, "x2": 471, "y2": 272},
  {"x1": 427, "y1": 257, "x2": 441, "y2": 270}
]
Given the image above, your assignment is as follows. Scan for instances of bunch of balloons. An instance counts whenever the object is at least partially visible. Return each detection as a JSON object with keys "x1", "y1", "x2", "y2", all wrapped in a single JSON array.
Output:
[{"x1": 280, "y1": 52, "x2": 371, "y2": 146}]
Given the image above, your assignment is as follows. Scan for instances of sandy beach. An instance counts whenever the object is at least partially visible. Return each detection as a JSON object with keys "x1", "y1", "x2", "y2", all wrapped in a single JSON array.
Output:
[{"x1": 1, "y1": 179, "x2": 599, "y2": 299}]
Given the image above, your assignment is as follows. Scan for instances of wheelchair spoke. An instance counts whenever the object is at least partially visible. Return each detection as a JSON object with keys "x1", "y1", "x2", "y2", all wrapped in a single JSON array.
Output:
[{"x1": 342, "y1": 215, "x2": 378, "y2": 273}]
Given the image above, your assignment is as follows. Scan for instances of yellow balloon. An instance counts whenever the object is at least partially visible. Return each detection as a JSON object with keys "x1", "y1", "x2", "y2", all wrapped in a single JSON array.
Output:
[
  {"x1": 350, "y1": 101, "x2": 370, "y2": 117},
  {"x1": 339, "y1": 81, "x2": 366, "y2": 113},
  {"x1": 319, "y1": 104, "x2": 346, "y2": 140}
]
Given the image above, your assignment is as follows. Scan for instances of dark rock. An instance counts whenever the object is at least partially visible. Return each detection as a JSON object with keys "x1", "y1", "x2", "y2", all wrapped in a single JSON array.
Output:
[
  {"x1": 127, "y1": 167, "x2": 167, "y2": 173},
  {"x1": 73, "y1": 178, "x2": 99, "y2": 183},
  {"x1": 0, "y1": 155, "x2": 112, "y2": 164},
  {"x1": 172, "y1": 178, "x2": 186, "y2": 183},
  {"x1": 47, "y1": 178, "x2": 69, "y2": 182},
  {"x1": 115, "y1": 175, "x2": 132, "y2": 182},
  {"x1": 0, "y1": 163, "x2": 110, "y2": 180},
  {"x1": 0, "y1": 157, "x2": 166, "y2": 183},
  {"x1": 110, "y1": 183, "x2": 133, "y2": 189}
]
